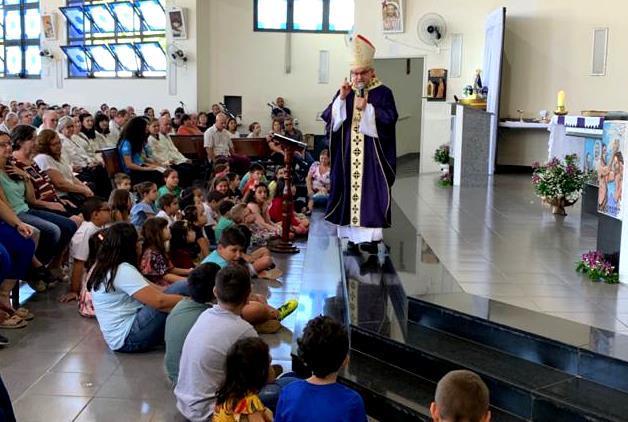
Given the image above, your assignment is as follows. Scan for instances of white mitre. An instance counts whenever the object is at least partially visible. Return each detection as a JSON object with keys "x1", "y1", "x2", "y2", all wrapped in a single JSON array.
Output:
[{"x1": 351, "y1": 34, "x2": 376, "y2": 69}]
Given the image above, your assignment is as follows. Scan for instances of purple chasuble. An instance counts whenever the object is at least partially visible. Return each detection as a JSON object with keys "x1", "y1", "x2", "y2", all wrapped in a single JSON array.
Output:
[{"x1": 321, "y1": 84, "x2": 398, "y2": 229}]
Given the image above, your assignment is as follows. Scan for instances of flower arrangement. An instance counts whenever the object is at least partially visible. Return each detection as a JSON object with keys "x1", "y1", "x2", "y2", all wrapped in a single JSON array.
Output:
[
  {"x1": 531, "y1": 154, "x2": 586, "y2": 214},
  {"x1": 576, "y1": 250, "x2": 619, "y2": 284},
  {"x1": 438, "y1": 172, "x2": 452, "y2": 187},
  {"x1": 433, "y1": 144, "x2": 450, "y2": 165}
]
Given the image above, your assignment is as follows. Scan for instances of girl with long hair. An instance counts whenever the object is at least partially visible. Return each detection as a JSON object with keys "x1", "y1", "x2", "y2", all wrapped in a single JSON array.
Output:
[
  {"x1": 140, "y1": 217, "x2": 191, "y2": 286},
  {"x1": 87, "y1": 222, "x2": 184, "y2": 352},
  {"x1": 117, "y1": 116, "x2": 163, "y2": 185}
]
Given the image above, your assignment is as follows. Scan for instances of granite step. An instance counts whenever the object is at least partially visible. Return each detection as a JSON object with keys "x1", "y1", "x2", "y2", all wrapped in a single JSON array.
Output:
[
  {"x1": 350, "y1": 322, "x2": 628, "y2": 421},
  {"x1": 338, "y1": 349, "x2": 526, "y2": 422},
  {"x1": 408, "y1": 296, "x2": 628, "y2": 394}
]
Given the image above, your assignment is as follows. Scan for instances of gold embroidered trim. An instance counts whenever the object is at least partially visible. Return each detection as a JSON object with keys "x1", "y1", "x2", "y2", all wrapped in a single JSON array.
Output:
[{"x1": 350, "y1": 99, "x2": 364, "y2": 227}]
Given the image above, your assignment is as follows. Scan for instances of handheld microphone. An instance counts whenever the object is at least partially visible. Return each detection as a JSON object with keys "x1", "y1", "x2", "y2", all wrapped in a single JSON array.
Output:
[{"x1": 356, "y1": 83, "x2": 366, "y2": 98}]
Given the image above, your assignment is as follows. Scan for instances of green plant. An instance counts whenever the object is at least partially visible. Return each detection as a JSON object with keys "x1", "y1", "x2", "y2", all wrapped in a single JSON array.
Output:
[
  {"x1": 576, "y1": 250, "x2": 619, "y2": 284},
  {"x1": 433, "y1": 144, "x2": 450, "y2": 165},
  {"x1": 531, "y1": 154, "x2": 585, "y2": 202}
]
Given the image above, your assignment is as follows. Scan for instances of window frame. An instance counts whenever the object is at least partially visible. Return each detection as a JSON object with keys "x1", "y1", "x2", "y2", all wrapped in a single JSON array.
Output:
[
  {"x1": 253, "y1": 0, "x2": 352, "y2": 34},
  {"x1": 63, "y1": 0, "x2": 166, "y2": 79},
  {"x1": 1, "y1": 0, "x2": 41, "y2": 79}
]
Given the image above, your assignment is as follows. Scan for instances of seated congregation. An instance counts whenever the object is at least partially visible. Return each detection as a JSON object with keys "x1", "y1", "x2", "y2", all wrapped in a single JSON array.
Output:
[{"x1": 0, "y1": 100, "x2": 491, "y2": 422}]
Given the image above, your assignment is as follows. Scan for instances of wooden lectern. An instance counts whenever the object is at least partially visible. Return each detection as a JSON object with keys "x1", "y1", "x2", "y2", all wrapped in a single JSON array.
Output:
[{"x1": 268, "y1": 132, "x2": 307, "y2": 254}]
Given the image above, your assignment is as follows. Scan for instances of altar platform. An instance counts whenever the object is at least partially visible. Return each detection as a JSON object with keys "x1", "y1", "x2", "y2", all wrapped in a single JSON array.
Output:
[{"x1": 322, "y1": 161, "x2": 628, "y2": 421}]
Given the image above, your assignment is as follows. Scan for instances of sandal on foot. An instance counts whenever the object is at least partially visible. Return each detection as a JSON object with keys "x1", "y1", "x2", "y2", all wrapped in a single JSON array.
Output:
[
  {"x1": 0, "y1": 315, "x2": 27, "y2": 329},
  {"x1": 14, "y1": 308, "x2": 34, "y2": 321}
]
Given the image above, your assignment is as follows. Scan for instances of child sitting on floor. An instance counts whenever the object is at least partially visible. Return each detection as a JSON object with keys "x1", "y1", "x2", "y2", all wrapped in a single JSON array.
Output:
[
  {"x1": 183, "y1": 204, "x2": 210, "y2": 259},
  {"x1": 140, "y1": 218, "x2": 192, "y2": 286},
  {"x1": 245, "y1": 183, "x2": 281, "y2": 236},
  {"x1": 202, "y1": 227, "x2": 297, "y2": 332},
  {"x1": 114, "y1": 173, "x2": 136, "y2": 204},
  {"x1": 169, "y1": 220, "x2": 200, "y2": 268},
  {"x1": 274, "y1": 316, "x2": 367, "y2": 422},
  {"x1": 157, "y1": 168, "x2": 181, "y2": 201},
  {"x1": 226, "y1": 172, "x2": 241, "y2": 199},
  {"x1": 59, "y1": 197, "x2": 111, "y2": 305},
  {"x1": 109, "y1": 189, "x2": 132, "y2": 222},
  {"x1": 240, "y1": 163, "x2": 267, "y2": 197},
  {"x1": 130, "y1": 181, "x2": 158, "y2": 229},
  {"x1": 213, "y1": 337, "x2": 275, "y2": 422},
  {"x1": 156, "y1": 193, "x2": 179, "y2": 226},
  {"x1": 268, "y1": 178, "x2": 309, "y2": 235},
  {"x1": 430, "y1": 370, "x2": 491, "y2": 422}
]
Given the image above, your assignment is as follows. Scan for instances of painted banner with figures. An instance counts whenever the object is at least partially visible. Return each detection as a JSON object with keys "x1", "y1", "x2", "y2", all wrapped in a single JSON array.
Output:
[{"x1": 590, "y1": 121, "x2": 627, "y2": 219}]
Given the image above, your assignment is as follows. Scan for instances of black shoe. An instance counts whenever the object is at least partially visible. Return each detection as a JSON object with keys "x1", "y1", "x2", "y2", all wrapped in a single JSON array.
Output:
[{"x1": 0, "y1": 334, "x2": 9, "y2": 346}]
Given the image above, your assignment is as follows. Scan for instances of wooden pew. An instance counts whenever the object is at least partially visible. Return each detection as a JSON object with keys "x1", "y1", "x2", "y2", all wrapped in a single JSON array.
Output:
[
  {"x1": 171, "y1": 135, "x2": 207, "y2": 162},
  {"x1": 232, "y1": 137, "x2": 272, "y2": 159},
  {"x1": 99, "y1": 147, "x2": 122, "y2": 188}
]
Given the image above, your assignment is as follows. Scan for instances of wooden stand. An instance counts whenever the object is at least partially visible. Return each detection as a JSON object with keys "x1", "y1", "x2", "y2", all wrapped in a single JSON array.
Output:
[{"x1": 267, "y1": 133, "x2": 306, "y2": 254}]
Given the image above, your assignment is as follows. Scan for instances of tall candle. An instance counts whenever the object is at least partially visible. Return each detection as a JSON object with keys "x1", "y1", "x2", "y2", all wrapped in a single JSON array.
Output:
[{"x1": 557, "y1": 90, "x2": 566, "y2": 108}]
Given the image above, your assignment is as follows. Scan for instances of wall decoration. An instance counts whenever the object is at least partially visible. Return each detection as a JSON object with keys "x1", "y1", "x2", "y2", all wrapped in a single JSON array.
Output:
[
  {"x1": 426, "y1": 68, "x2": 447, "y2": 101},
  {"x1": 382, "y1": 0, "x2": 403, "y2": 33},
  {"x1": 41, "y1": 13, "x2": 56, "y2": 40},
  {"x1": 167, "y1": 7, "x2": 187, "y2": 40}
]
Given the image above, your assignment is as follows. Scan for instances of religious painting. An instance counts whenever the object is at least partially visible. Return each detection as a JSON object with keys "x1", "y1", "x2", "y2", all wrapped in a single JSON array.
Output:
[
  {"x1": 41, "y1": 14, "x2": 56, "y2": 40},
  {"x1": 381, "y1": 0, "x2": 403, "y2": 33},
  {"x1": 597, "y1": 121, "x2": 626, "y2": 220},
  {"x1": 167, "y1": 7, "x2": 187, "y2": 40},
  {"x1": 426, "y1": 68, "x2": 447, "y2": 101}
]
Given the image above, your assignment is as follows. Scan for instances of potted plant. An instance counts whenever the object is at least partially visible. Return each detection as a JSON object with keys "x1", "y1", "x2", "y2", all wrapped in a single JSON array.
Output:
[
  {"x1": 576, "y1": 250, "x2": 619, "y2": 284},
  {"x1": 531, "y1": 154, "x2": 585, "y2": 215},
  {"x1": 433, "y1": 144, "x2": 450, "y2": 172}
]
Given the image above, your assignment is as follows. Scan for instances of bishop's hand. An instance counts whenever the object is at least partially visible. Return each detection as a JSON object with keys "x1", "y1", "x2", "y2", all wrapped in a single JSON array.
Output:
[{"x1": 339, "y1": 78, "x2": 351, "y2": 100}]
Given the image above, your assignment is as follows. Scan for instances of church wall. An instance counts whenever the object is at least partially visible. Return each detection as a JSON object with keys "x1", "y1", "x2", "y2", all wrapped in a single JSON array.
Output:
[
  {"x1": 201, "y1": 0, "x2": 350, "y2": 135},
  {"x1": 0, "y1": 0, "x2": 199, "y2": 113},
  {"x1": 355, "y1": 0, "x2": 628, "y2": 173}
]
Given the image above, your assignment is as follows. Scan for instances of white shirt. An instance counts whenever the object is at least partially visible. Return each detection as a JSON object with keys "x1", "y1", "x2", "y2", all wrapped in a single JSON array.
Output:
[
  {"x1": 148, "y1": 133, "x2": 188, "y2": 165},
  {"x1": 156, "y1": 210, "x2": 176, "y2": 226},
  {"x1": 61, "y1": 133, "x2": 100, "y2": 168},
  {"x1": 175, "y1": 306, "x2": 257, "y2": 421},
  {"x1": 109, "y1": 120, "x2": 122, "y2": 143},
  {"x1": 33, "y1": 153, "x2": 77, "y2": 182},
  {"x1": 91, "y1": 263, "x2": 150, "y2": 351},
  {"x1": 203, "y1": 125, "x2": 233, "y2": 159},
  {"x1": 70, "y1": 221, "x2": 102, "y2": 262}
]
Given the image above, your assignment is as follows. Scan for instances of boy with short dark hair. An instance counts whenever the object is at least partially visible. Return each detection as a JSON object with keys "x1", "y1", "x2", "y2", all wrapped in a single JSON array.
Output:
[
  {"x1": 430, "y1": 370, "x2": 491, "y2": 422},
  {"x1": 201, "y1": 227, "x2": 297, "y2": 333},
  {"x1": 202, "y1": 226, "x2": 246, "y2": 268},
  {"x1": 274, "y1": 316, "x2": 367, "y2": 422},
  {"x1": 164, "y1": 263, "x2": 221, "y2": 384},
  {"x1": 175, "y1": 264, "x2": 258, "y2": 421},
  {"x1": 58, "y1": 197, "x2": 111, "y2": 303}
]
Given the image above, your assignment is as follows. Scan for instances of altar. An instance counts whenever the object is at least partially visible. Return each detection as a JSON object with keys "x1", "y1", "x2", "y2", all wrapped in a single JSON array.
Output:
[{"x1": 547, "y1": 115, "x2": 604, "y2": 168}]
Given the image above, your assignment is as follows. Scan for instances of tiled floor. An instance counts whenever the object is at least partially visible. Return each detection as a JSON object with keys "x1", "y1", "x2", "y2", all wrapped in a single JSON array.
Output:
[
  {"x1": 389, "y1": 165, "x2": 628, "y2": 334},
  {"x1": 0, "y1": 237, "x2": 308, "y2": 421}
]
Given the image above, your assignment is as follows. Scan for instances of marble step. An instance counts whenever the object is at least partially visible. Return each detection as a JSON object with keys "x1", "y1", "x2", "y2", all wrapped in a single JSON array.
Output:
[
  {"x1": 350, "y1": 323, "x2": 628, "y2": 421},
  {"x1": 337, "y1": 349, "x2": 525, "y2": 422},
  {"x1": 408, "y1": 296, "x2": 628, "y2": 394}
]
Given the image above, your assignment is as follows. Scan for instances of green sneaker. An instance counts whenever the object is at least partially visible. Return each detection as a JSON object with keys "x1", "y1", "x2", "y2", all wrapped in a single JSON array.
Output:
[{"x1": 277, "y1": 299, "x2": 298, "y2": 321}]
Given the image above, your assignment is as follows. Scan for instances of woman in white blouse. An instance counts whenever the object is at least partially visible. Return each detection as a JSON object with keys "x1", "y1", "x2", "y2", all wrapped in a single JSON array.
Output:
[
  {"x1": 57, "y1": 116, "x2": 111, "y2": 198},
  {"x1": 34, "y1": 129, "x2": 94, "y2": 201}
]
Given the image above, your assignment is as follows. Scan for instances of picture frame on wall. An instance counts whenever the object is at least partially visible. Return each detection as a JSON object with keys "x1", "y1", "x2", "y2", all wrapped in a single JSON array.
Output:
[
  {"x1": 41, "y1": 13, "x2": 56, "y2": 40},
  {"x1": 382, "y1": 0, "x2": 404, "y2": 33},
  {"x1": 167, "y1": 7, "x2": 187, "y2": 40}
]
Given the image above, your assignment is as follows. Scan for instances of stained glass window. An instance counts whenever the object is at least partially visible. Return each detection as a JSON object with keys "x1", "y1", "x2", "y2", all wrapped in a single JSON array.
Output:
[
  {"x1": 254, "y1": 0, "x2": 353, "y2": 33},
  {"x1": 62, "y1": 0, "x2": 166, "y2": 78},
  {"x1": 0, "y1": 0, "x2": 41, "y2": 78}
]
